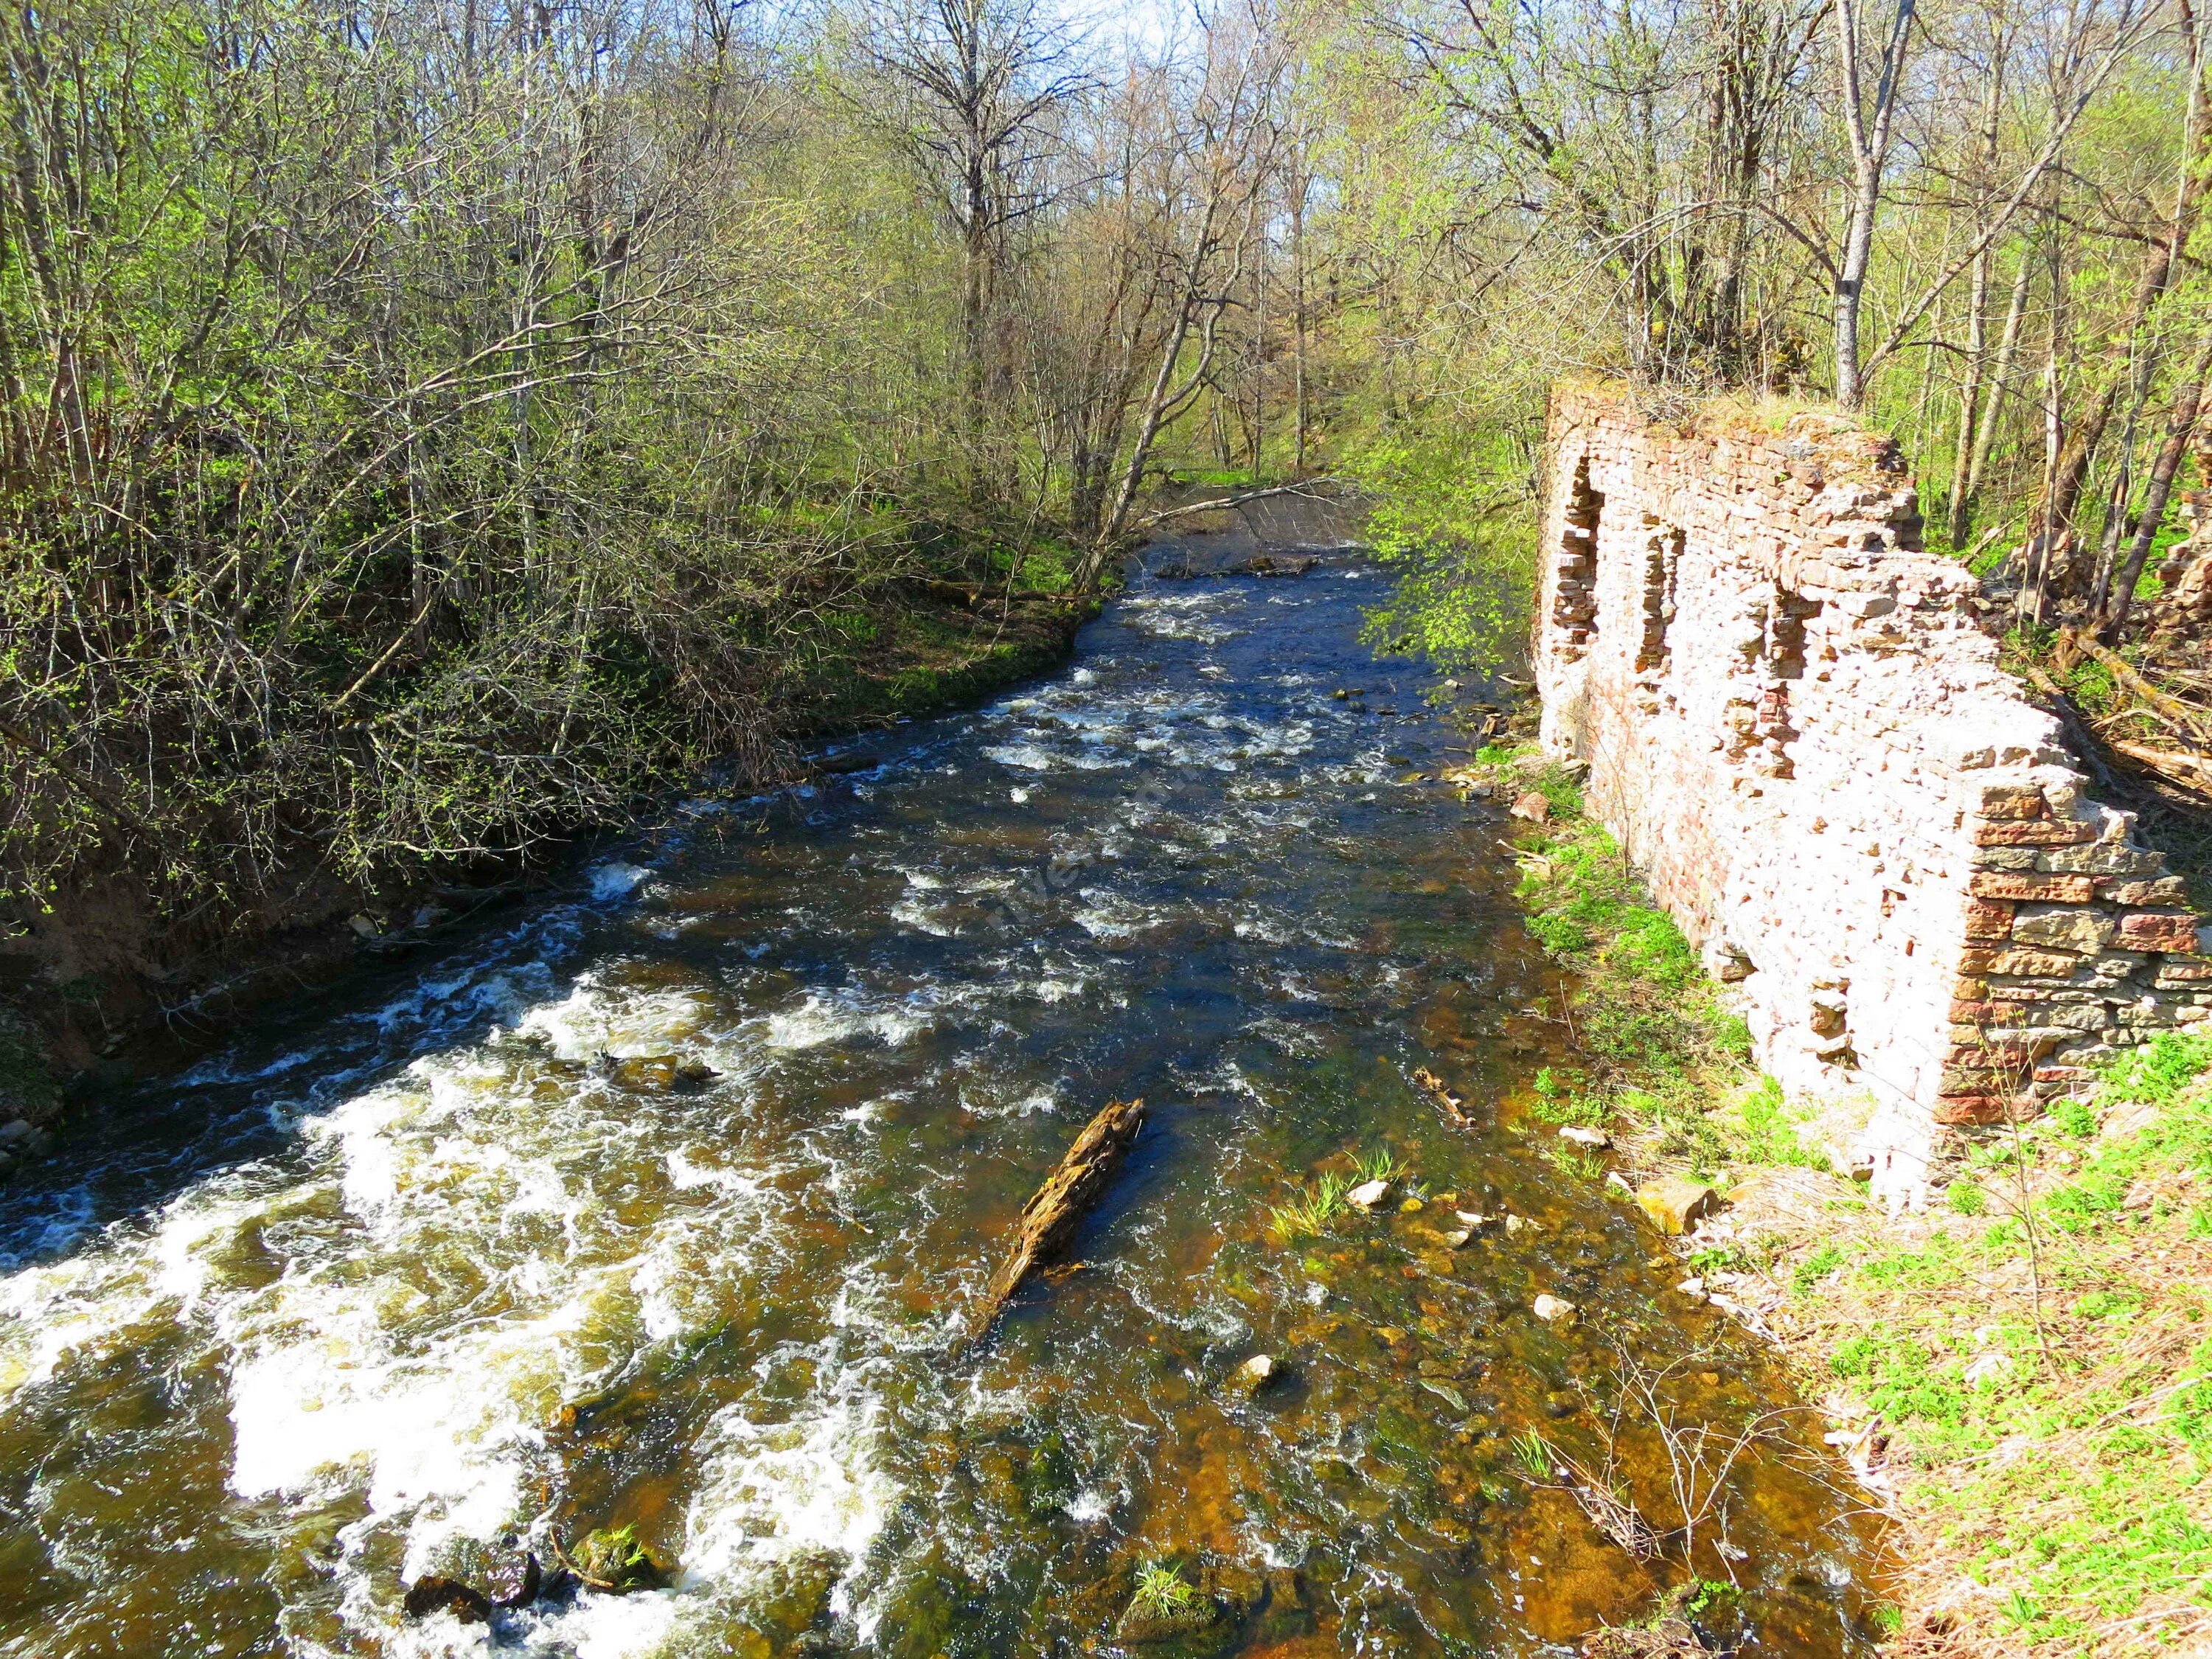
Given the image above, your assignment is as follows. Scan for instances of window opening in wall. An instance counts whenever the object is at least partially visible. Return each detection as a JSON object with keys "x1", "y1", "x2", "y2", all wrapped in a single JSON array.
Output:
[{"x1": 1552, "y1": 454, "x2": 1602, "y2": 658}]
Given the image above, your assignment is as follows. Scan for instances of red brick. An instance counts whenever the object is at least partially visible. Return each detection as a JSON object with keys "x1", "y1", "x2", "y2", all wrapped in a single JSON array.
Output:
[
  {"x1": 1975, "y1": 785, "x2": 2049, "y2": 821},
  {"x1": 1964, "y1": 898, "x2": 2014, "y2": 942},
  {"x1": 1948, "y1": 1000, "x2": 2025, "y2": 1026},
  {"x1": 1941, "y1": 1063, "x2": 2007, "y2": 1094},
  {"x1": 2032, "y1": 1064, "x2": 2095, "y2": 1085},
  {"x1": 1969, "y1": 872, "x2": 2097, "y2": 902},
  {"x1": 2117, "y1": 911, "x2": 2201, "y2": 953},
  {"x1": 1935, "y1": 1094, "x2": 2019, "y2": 1125},
  {"x1": 1946, "y1": 1033, "x2": 2055, "y2": 1065},
  {"x1": 1974, "y1": 818, "x2": 2097, "y2": 847}
]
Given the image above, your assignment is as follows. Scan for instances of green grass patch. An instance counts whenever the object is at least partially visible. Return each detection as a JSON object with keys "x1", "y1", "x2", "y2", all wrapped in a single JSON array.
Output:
[{"x1": 1475, "y1": 752, "x2": 1785, "y2": 1178}]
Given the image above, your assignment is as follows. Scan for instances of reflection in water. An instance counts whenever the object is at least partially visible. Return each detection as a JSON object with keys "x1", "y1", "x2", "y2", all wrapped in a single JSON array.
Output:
[{"x1": 0, "y1": 562, "x2": 1880, "y2": 1657}]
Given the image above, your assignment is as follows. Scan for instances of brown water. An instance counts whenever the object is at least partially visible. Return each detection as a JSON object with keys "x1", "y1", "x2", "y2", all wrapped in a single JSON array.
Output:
[{"x1": 0, "y1": 556, "x2": 1882, "y2": 1657}]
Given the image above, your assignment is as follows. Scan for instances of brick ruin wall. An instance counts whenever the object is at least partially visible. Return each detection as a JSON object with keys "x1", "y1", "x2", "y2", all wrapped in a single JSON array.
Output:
[{"x1": 1535, "y1": 385, "x2": 2212, "y2": 1205}]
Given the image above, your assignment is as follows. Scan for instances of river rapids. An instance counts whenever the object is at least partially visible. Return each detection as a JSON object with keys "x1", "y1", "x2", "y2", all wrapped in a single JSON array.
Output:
[{"x1": 0, "y1": 556, "x2": 1882, "y2": 1657}]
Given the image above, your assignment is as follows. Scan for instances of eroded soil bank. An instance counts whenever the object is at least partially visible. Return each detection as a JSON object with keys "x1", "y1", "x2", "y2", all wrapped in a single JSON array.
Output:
[{"x1": 0, "y1": 556, "x2": 1880, "y2": 1657}]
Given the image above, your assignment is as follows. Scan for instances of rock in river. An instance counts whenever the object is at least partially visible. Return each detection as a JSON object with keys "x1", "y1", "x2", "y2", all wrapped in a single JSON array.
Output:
[
  {"x1": 1557, "y1": 1125, "x2": 1611, "y2": 1150},
  {"x1": 1532, "y1": 1293, "x2": 1579, "y2": 1325},
  {"x1": 1346, "y1": 1178, "x2": 1393, "y2": 1210},
  {"x1": 1227, "y1": 1353, "x2": 1278, "y2": 1397},
  {"x1": 403, "y1": 1576, "x2": 492, "y2": 1624}
]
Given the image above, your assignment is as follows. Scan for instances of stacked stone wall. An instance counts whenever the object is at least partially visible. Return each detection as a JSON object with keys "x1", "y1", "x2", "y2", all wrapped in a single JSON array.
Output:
[{"x1": 1536, "y1": 384, "x2": 2211, "y2": 1203}]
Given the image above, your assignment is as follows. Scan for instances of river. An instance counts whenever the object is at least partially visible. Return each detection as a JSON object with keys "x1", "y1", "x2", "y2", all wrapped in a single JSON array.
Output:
[{"x1": 0, "y1": 552, "x2": 1882, "y2": 1656}]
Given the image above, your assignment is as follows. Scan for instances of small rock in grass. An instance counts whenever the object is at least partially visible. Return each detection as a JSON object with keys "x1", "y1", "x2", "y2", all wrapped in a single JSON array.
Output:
[
  {"x1": 1509, "y1": 791, "x2": 1551, "y2": 824},
  {"x1": 1346, "y1": 1178, "x2": 1393, "y2": 1210},
  {"x1": 1636, "y1": 1176, "x2": 1722, "y2": 1236},
  {"x1": 1557, "y1": 1126, "x2": 1610, "y2": 1150},
  {"x1": 1531, "y1": 1293, "x2": 1578, "y2": 1324},
  {"x1": 1674, "y1": 1277, "x2": 1708, "y2": 1302}
]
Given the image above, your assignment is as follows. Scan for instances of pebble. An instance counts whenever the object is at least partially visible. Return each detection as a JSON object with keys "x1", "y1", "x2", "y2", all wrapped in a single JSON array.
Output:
[
  {"x1": 1228, "y1": 1353, "x2": 1279, "y2": 1396},
  {"x1": 1675, "y1": 1277, "x2": 1709, "y2": 1302},
  {"x1": 1557, "y1": 1126, "x2": 1610, "y2": 1149},
  {"x1": 1346, "y1": 1178, "x2": 1393, "y2": 1210},
  {"x1": 1531, "y1": 1293, "x2": 1578, "y2": 1324}
]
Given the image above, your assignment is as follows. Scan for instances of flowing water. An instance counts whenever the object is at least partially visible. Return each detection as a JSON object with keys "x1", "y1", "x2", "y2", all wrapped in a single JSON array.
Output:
[{"x1": 0, "y1": 555, "x2": 1883, "y2": 1657}]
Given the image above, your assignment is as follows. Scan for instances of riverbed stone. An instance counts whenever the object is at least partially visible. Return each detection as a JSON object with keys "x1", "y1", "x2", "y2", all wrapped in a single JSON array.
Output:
[
  {"x1": 1114, "y1": 1581, "x2": 1233, "y2": 1648},
  {"x1": 1636, "y1": 1176, "x2": 1721, "y2": 1235},
  {"x1": 1226, "y1": 1353, "x2": 1277, "y2": 1397},
  {"x1": 402, "y1": 1576, "x2": 492, "y2": 1624},
  {"x1": 1557, "y1": 1125, "x2": 1611, "y2": 1149},
  {"x1": 1532, "y1": 1293, "x2": 1579, "y2": 1324},
  {"x1": 571, "y1": 1524, "x2": 667, "y2": 1591},
  {"x1": 1346, "y1": 1178, "x2": 1392, "y2": 1209}
]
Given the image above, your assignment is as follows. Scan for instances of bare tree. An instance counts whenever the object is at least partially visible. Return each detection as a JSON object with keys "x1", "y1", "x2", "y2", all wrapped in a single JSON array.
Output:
[{"x1": 862, "y1": 0, "x2": 1088, "y2": 494}]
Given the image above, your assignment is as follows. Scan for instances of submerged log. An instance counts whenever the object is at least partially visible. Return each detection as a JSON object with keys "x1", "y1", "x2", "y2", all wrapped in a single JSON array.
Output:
[
  {"x1": 1412, "y1": 1067, "x2": 1472, "y2": 1127},
  {"x1": 961, "y1": 1097, "x2": 1146, "y2": 1349}
]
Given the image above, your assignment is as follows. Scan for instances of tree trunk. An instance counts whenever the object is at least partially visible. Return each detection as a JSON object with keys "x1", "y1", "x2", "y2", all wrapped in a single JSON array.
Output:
[{"x1": 2103, "y1": 334, "x2": 2212, "y2": 635}]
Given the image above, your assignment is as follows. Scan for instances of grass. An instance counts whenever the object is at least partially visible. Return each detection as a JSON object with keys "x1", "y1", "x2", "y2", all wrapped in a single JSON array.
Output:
[
  {"x1": 1269, "y1": 1148, "x2": 1403, "y2": 1239},
  {"x1": 1130, "y1": 1561, "x2": 1200, "y2": 1618},
  {"x1": 1725, "y1": 1034, "x2": 2212, "y2": 1653},
  {"x1": 1351, "y1": 1145, "x2": 1403, "y2": 1186},
  {"x1": 1470, "y1": 745, "x2": 1796, "y2": 1181},
  {"x1": 1269, "y1": 1169, "x2": 1353, "y2": 1240}
]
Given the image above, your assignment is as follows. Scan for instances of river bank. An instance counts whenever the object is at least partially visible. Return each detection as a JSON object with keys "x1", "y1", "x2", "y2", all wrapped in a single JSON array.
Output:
[
  {"x1": 0, "y1": 583, "x2": 1093, "y2": 1138},
  {"x1": 1461, "y1": 741, "x2": 2212, "y2": 1656}
]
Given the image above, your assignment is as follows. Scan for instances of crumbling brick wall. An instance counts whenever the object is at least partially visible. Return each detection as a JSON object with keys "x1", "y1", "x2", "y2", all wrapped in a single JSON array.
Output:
[{"x1": 1537, "y1": 383, "x2": 2209, "y2": 1204}]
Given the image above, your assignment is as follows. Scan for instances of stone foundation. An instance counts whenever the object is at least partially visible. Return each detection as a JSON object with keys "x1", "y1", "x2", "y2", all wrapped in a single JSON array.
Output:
[{"x1": 1535, "y1": 383, "x2": 2210, "y2": 1204}]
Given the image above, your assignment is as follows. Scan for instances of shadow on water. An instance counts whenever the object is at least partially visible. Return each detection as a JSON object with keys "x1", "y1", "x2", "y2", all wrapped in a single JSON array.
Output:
[{"x1": 0, "y1": 548, "x2": 1885, "y2": 1658}]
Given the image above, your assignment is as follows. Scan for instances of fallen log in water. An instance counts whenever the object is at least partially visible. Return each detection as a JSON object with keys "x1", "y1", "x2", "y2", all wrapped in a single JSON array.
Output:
[
  {"x1": 960, "y1": 1096, "x2": 1146, "y2": 1350},
  {"x1": 1412, "y1": 1067, "x2": 1472, "y2": 1127}
]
